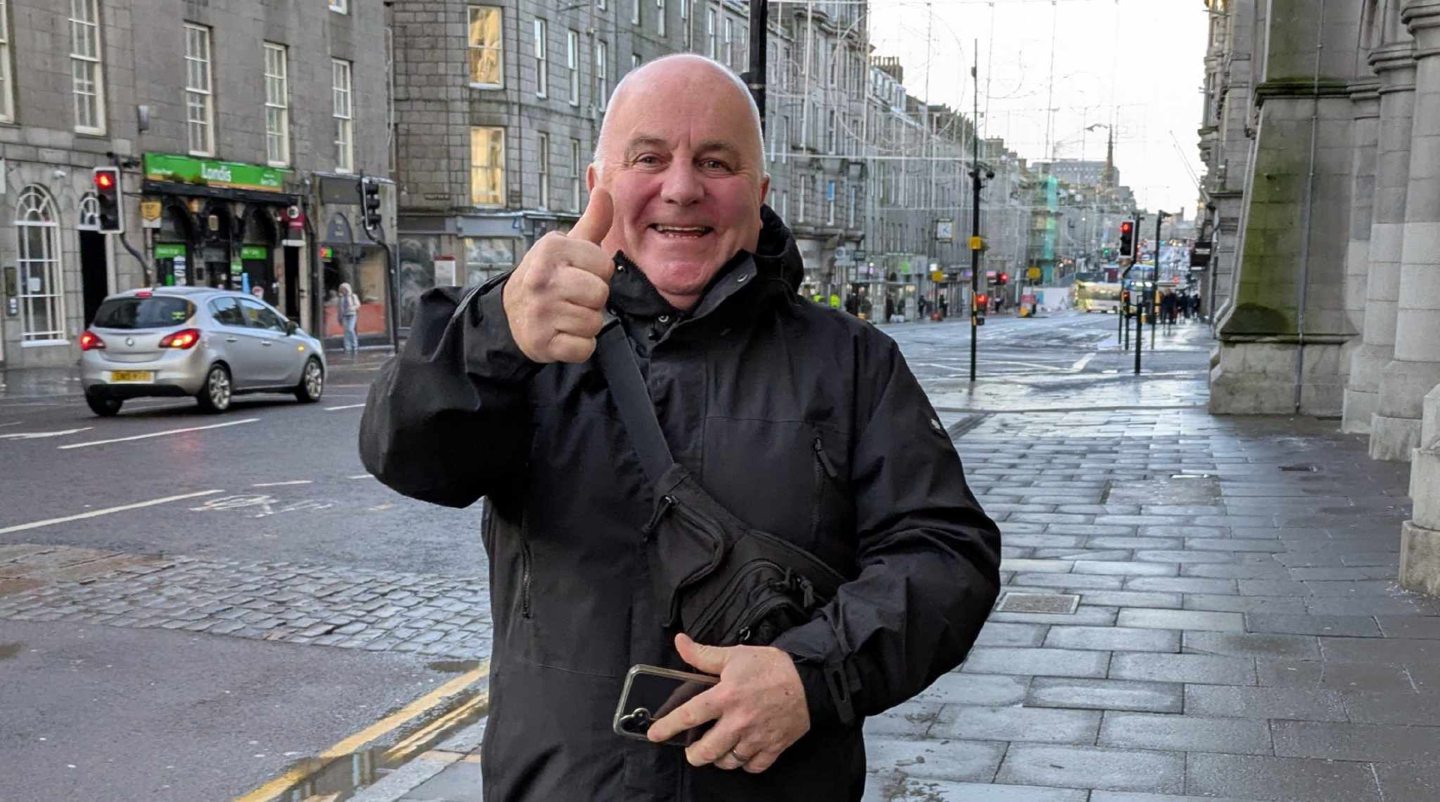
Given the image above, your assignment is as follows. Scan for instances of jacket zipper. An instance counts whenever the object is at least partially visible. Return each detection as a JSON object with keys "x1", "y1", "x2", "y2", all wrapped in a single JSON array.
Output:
[
  {"x1": 520, "y1": 541, "x2": 533, "y2": 619},
  {"x1": 811, "y1": 436, "x2": 838, "y2": 542}
]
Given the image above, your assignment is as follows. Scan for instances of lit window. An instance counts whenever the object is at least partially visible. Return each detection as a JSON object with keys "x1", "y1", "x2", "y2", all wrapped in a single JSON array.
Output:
[
  {"x1": 332, "y1": 59, "x2": 354, "y2": 173},
  {"x1": 184, "y1": 24, "x2": 214, "y2": 156},
  {"x1": 470, "y1": 127, "x2": 506, "y2": 207},
  {"x1": 69, "y1": 0, "x2": 105, "y2": 134},
  {"x1": 263, "y1": 43, "x2": 290, "y2": 166},
  {"x1": 468, "y1": 7, "x2": 503, "y2": 88}
]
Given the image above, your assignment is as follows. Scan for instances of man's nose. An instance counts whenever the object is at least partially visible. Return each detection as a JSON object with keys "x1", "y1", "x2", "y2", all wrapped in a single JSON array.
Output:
[{"x1": 660, "y1": 164, "x2": 703, "y2": 205}]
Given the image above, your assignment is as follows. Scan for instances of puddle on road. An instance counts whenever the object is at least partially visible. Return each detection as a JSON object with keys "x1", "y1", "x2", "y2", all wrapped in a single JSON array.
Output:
[
  {"x1": 0, "y1": 642, "x2": 22, "y2": 661},
  {"x1": 255, "y1": 696, "x2": 488, "y2": 802},
  {"x1": 427, "y1": 659, "x2": 482, "y2": 673}
]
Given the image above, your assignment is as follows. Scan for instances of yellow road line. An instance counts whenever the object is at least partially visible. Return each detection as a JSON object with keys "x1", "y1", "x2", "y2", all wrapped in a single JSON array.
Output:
[
  {"x1": 232, "y1": 662, "x2": 489, "y2": 802},
  {"x1": 385, "y1": 688, "x2": 490, "y2": 762}
]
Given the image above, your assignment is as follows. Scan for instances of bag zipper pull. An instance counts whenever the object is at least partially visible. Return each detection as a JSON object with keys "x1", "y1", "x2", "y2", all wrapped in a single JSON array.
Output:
[{"x1": 643, "y1": 494, "x2": 676, "y2": 537}]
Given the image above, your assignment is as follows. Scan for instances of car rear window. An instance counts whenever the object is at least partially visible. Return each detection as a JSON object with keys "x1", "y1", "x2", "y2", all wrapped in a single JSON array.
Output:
[{"x1": 92, "y1": 297, "x2": 196, "y2": 329}]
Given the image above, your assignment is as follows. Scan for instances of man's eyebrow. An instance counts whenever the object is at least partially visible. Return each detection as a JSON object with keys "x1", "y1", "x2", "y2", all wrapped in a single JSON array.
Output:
[
  {"x1": 622, "y1": 136, "x2": 670, "y2": 155},
  {"x1": 694, "y1": 141, "x2": 743, "y2": 160}
]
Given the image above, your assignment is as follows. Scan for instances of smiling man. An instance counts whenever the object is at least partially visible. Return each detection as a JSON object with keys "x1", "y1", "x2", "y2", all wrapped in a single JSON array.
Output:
[{"x1": 361, "y1": 55, "x2": 1000, "y2": 802}]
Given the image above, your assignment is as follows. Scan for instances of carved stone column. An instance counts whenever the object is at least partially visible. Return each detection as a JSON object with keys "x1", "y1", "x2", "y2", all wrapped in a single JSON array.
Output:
[
  {"x1": 1372, "y1": 0, "x2": 1440, "y2": 459},
  {"x1": 1339, "y1": 79, "x2": 1382, "y2": 432}
]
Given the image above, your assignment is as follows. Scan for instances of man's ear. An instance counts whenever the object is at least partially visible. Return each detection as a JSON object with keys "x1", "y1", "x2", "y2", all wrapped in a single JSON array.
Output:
[
  {"x1": 586, "y1": 163, "x2": 599, "y2": 192},
  {"x1": 759, "y1": 173, "x2": 771, "y2": 205}
]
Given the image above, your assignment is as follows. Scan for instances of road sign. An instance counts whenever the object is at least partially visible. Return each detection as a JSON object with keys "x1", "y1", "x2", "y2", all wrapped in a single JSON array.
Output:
[
  {"x1": 1026, "y1": 266, "x2": 1042, "y2": 281},
  {"x1": 930, "y1": 270, "x2": 945, "y2": 283},
  {"x1": 969, "y1": 236, "x2": 984, "y2": 251}
]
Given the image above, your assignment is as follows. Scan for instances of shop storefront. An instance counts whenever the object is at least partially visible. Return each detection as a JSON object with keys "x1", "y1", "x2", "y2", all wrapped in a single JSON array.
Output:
[{"x1": 139, "y1": 153, "x2": 303, "y2": 322}]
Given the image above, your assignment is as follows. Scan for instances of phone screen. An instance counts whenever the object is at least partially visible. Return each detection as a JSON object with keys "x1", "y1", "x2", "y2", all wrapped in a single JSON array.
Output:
[{"x1": 613, "y1": 666, "x2": 719, "y2": 747}]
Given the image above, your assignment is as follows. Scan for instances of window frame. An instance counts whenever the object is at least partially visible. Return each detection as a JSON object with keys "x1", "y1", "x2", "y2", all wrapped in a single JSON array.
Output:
[
  {"x1": 332, "y1": 58, "x2": 354, "y2": 173},
  {"x1": 706, "y1": 8, "x2": 716, "y2": 59},
  {"x1": 183, "y1": 23, "x2": 215, "y2": 156},
  {"x1": 0, "y1": 0, "x2": 12, "y2": 122},
  {"x1": 329, "y1": 0, "x2": 348, "y2": 13},
  {"x1": 656, "y1": 0, "x2": 666, "y2": 37},
  {"x1": 470, "y1": 126, "x2": 506, "y2": 208},
  {"x1": 679, "y1": 0, "x2": 689, "y2": 49},
  {"x1": 595, "y1": 39, "x2": 608, "y2": 111},
  {"x1": 13, "y1": 186, "x2": 67, "y2": 344},
  {"x1": 570, "y1": 138, "x2": 582, "y2": 212},
  {"x1": 631, "y1": 0, "x2": 640, "y2": 26},
  {"x1": 263, "y1": 42, "x2": 290, "y2": 167},
  {"x1": 537, "y1": 132, "x2": 550, "y2": 210},
  {"x1": 534, "y1": 17, "x2": 548, "y2": 99},
  {"x1": 566, "y1": 29, "x2": 580, "y2": 106},
  {"x1": 467, "y1": 6, "x2": 503, "y2": 89},
  {"x1": 69, "y1": 0, "x2": 105, "y2": 135}
]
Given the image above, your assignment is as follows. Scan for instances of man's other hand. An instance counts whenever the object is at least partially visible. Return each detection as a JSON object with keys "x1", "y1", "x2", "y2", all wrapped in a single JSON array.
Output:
[
  {"x1": 502, "y1": 187, "x2": 615, "y2": 363},
  {"x1": 647, "y1": 633, "x2": 811, "y2": 774}
]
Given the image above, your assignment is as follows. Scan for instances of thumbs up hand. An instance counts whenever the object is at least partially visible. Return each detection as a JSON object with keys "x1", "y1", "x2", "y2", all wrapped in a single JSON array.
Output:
[{"x1": 502, "y1": 188, "x2": 616, "y2": 363}]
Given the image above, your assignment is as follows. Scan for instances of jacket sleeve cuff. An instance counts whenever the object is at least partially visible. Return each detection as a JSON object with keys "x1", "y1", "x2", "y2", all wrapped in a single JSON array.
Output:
[
  {"x1": 462, "y1": 277, "x2": 542, "y2": 384},
  {"x1": 773, "y1": 622, "x2": 859, "y2": 729}
]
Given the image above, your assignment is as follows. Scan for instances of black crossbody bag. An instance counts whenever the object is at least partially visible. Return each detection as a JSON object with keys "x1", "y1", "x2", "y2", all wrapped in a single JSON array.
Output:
[{"x1": 595, "y1": 321, "x2": 849, "y2": 647}]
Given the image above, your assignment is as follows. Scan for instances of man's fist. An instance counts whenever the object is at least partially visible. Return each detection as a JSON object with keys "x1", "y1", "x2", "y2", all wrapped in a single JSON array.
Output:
[{"x1": 503, "y1": 187, "x2": 615, "y2": 363}]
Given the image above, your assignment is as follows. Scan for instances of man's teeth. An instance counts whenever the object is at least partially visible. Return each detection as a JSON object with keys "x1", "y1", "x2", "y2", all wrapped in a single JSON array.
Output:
[{"x1": 653, "y1": 225, "x2": 710, "y2": 234}]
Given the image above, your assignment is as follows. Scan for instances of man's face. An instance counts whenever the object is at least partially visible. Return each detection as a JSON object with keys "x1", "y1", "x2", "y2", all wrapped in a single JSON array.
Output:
[{"x1": 592, "y1": 61, "x2": 769, "y2": 310}]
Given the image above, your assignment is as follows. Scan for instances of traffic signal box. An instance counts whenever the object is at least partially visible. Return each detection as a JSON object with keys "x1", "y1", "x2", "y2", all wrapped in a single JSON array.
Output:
[
  {"x1": 1118, "y1": 219, "x2": 1136, "y2": 259},
  {"x1": 974, "y1": 293, "x2": 988, "y2": 325},
  {"x1": 361, "y1": 177, "x2": 382, "y2": 232},
  {"x1": 93, "y1": 167, "x2": 123, "y2": 233}
]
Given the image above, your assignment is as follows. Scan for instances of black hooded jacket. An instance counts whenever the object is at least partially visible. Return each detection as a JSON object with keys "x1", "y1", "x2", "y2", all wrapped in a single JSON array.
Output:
[{"x1": 359, "y1": 208, "x2": 1001, "y2": 801}]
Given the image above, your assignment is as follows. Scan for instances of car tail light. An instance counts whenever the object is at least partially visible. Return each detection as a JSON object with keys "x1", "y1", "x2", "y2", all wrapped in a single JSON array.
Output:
[
  {"x1": 136, "y1": 290, "x2": 152, "y2": 298},
  {"x1": 159, "y1": 328, "x2": 201, "y2": 349},
  {"x1": 79, "y1": 330, "x2": 106, "y2": 351}
]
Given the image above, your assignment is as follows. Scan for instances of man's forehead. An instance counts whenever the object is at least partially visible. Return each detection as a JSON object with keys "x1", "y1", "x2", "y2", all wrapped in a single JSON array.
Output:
[{"x1": 620, "y1": 133, "x2": 745, "y2": 155}]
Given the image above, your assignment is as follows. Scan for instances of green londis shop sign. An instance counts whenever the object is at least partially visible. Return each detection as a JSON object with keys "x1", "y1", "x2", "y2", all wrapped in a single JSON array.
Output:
[{"x1": 143, "y1": 153, "x2": 289, "y2": 193}]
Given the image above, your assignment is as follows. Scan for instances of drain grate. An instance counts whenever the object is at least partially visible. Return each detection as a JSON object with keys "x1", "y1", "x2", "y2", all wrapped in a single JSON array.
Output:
[
  {"x1": 995, "y1": 592, "x2": 1080, "y2": 615},
  {"x1": 1279, "y1": 465, "x2": 1318, "y2": 473}
]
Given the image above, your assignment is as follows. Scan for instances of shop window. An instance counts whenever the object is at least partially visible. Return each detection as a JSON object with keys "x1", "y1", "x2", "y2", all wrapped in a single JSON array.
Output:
[
  {"x1": 13, "y1": 186, "x2": 67, "y2": 343},
  {"x1": 463, "y1": 237, "x2": 515, "y2": 288}
]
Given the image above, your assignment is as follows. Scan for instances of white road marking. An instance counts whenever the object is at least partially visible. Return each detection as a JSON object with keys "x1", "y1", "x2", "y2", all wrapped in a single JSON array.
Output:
[
  {"x1": 0, "y1": 426, "x2": 92, "y2": 441},
  {"x1": 0, "y1": 421, "x2": 22, "y2": 428},
  {"x1": 1071, "y1": 353, "x2": 1097, "y2": 372},
  {"x1": 59, "y1": 418, "x2": 259, "y2": 450},
  {"x1": 325, "y1": 403, "x2": 367, "y2": 411},
  {"x1": 252, "y1": 480, "x2": 314, "y2": 488},
  {"x1": 0, "y1": 489, "x2": 225, "y2": 535},
  {"x1": 348, "y1": 474, "x2": 375, "y2": 480}
]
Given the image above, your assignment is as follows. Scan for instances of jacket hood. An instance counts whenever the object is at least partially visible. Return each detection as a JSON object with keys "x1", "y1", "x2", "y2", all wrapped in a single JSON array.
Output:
[{"x1": 755, "y1": 205, "x2": 805, "y2": 292}]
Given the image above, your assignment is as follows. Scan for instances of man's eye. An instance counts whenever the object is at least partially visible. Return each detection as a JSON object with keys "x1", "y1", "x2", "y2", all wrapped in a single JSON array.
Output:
[
  {"x1": 700, "y1": 159, "x2": 731, "y2": 172},
  {"x1": 633, "y1": 154, "x2": 663, "y2": 166}
]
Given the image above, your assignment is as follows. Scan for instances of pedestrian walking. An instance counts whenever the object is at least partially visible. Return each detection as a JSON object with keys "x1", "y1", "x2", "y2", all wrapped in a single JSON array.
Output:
[
  {"x1": 360, "y1": 54, "x2": 1000, "y2": 802},
  {"x1": 337, "y1": 282, "x2": 360, "y2": 357}
]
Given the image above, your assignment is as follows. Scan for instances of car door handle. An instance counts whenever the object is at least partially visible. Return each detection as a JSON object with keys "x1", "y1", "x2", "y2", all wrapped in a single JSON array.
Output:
[
  {"x1": 225, "y1": 337, "x2": 239, "y2": 343},
  {"x1": 261, "y1": 341, "x2": 274, "y2": 347}
]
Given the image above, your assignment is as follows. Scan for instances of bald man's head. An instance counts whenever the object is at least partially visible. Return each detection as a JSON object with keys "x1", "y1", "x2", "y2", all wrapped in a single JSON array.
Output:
[
  {"x1": 593, "y1": 55, "x2": 765, "y2": 174},
  {"x1": 582, "y1": 54, "x2": 771, "y2": 312}
]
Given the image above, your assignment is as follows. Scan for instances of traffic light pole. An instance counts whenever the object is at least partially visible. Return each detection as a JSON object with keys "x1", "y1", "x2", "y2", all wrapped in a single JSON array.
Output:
[
  {"x1": 968, "y1": 51, "x2": 982, "y2": 384},
  {"x1": 1152, "y1": 211, "x2": 1167, "y2": 351}
]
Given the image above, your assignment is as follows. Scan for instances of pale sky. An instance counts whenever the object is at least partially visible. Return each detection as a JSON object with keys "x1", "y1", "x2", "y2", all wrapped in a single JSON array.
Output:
[{"x1": 869, "y1": 0, "x2": 1210, "y2": 216}]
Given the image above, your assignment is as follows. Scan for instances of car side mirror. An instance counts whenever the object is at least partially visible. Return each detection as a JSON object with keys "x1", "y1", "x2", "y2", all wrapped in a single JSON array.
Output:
[{"x1": 285, "y1": 320, "x2": 298, "y2": 336}]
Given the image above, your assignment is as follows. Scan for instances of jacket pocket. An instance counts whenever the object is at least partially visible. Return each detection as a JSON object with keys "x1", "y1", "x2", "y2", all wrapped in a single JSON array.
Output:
[{"x1": 811, "y1": 435, "x2": 841, "y2": 543}]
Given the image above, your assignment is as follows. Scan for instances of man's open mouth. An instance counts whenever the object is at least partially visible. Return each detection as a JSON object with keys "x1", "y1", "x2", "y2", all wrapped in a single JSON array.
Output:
[{"x1": 650, "y1": 224, "x2": 713, "y2": 239}]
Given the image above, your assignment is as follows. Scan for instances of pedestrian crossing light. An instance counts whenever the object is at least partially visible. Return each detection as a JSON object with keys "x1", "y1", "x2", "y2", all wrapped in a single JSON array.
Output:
[
  {"x1": 360, "y1": 176, "x2": 383, "y2": 232},
  {"x1": 93, "y1": 167, "x2": 123, "y2": 233},
  {"x1": 1118, "y1": 219, "x2": 1137, "y2": 259}
]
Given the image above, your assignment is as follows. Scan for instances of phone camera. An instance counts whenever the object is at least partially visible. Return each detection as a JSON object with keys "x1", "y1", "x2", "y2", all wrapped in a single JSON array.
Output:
[{"x1": 618, "y1": 707, "x2": 653, "y2": 734}]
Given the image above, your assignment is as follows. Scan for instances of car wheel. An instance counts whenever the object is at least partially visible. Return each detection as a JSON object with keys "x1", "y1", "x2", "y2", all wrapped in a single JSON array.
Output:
[
  {"x1": 295, "y1": 358, "x2": 324, "y2": 403},
  {"x1": 86, "y1": 394, "x2": 123, "y2": 417},
  {"x1": 197, "y1": 364, "x2": 232, "y2": 413}
]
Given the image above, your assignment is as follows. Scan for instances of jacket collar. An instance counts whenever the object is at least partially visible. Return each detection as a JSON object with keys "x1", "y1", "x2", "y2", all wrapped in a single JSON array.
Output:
[{"x1": 606, "y1": 205, "x2": 802, "y2": 324}]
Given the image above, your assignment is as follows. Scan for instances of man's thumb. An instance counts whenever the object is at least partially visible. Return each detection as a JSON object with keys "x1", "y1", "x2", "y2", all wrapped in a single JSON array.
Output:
[
  {"x1": 675, "y1": 632, "x2": 726, "y2": 674},
  {"x1": 569, "y1": 186, "x2": 614, "y2": 246}
]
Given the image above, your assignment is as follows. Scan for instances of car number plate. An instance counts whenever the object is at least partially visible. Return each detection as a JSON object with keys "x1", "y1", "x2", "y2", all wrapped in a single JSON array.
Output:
[{"x1": 110, "y1": 370, "x2": 154, "y2": 383}]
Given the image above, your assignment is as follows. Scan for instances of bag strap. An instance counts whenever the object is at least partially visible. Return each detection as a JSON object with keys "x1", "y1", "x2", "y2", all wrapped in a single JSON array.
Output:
[{"x1": 595, "y1": 318, "x2": 675, "y2": 485}]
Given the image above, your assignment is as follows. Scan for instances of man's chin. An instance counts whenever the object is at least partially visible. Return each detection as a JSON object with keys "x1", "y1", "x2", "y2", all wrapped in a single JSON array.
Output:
[{"x1": 639, "y1": 256, "x2": 724, "y2": 297}]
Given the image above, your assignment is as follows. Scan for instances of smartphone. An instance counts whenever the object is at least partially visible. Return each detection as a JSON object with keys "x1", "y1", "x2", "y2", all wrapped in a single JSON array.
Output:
[{"x1": 612, "y1": 664, "x2": 720, "y2": 747}]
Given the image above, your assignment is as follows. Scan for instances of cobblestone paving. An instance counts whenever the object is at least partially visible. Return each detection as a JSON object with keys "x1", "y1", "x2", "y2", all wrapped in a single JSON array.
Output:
[{"x1": 0, "y1": 545, "x2": 491, "y2": 659}]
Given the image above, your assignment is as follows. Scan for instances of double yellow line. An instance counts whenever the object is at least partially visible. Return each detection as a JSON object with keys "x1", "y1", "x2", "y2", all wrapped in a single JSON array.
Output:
[{"x1": 233, "y1": 662, "x2": 489, "y2": 802}]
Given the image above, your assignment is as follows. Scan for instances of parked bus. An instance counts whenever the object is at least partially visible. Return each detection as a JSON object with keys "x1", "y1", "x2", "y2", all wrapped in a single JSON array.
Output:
[{"x1": 1075, "y1": 281, "x2": 1123, "y2": 313}]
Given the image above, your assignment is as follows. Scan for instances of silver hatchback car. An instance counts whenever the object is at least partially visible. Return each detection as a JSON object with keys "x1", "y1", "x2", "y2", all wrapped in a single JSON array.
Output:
[{"x1": 80, "y1": 287, "x2": 327, "y2": 416}]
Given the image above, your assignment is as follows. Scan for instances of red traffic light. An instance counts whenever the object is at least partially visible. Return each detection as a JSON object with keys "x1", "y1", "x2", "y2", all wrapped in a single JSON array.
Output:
[
  {"x1": 94, "y1": 170, "x2": 115, "y2": 190},
  {"x1": 1119, "y1": 221, "x2": 1133, "y2": 235},
  {"x1": 997, "y1": 272, "x2": 1009, "y2": 285}
]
